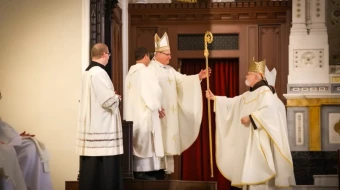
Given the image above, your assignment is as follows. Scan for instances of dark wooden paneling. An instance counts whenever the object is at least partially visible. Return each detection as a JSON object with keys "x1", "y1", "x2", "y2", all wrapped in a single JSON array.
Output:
[
  {"x1": 65, "y1": 181, "x2": 78, "y2": 190},
  {"x1": 259, "y1": 25, "x2": 281, "y2": 72},
  {"x1": 122, "y1": 121, "x2": 134, "y2": 179},
  {"x1": 258, "y1": 24, "x2": 287, "y2": 102},
  {"x1": 111, "y1": 4, "x2": 124, "y2": 115},
  {"x1": 129, "y1": 1, "x2": 291, "y2": 25}
]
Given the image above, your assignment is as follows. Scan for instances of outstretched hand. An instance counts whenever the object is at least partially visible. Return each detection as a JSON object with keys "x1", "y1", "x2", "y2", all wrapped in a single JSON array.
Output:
[
  {"x1": 205, "y1": 89, "x2": 215, "y2": 100},
  {"x1": 198, "y1": 68, "x2": 212, "y2": 80}
]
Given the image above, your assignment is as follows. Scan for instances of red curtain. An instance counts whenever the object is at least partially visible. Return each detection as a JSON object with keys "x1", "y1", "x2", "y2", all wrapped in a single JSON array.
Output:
[{"x1": 180, "y1": 58, "x2": 239, "y2": 190}]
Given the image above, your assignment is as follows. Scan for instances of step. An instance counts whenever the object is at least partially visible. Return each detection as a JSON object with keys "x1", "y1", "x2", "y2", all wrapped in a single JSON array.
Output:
[
  {"x1": 314, "y1": 175, "x2": 339, "y2": 186},
  {"x1": 293, "y1": 185, "x2": 339, "y2": 190},
  {"x1": 66, "y1": 180, "x2": 217, "y2": 190}
]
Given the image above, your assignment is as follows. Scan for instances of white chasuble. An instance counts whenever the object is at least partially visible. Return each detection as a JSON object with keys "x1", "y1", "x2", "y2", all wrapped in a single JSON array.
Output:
[
  {"x1": 124, "y1": 63, "x2": 164, "y2": 158},
  {"x1": 148, "y1": 60, "x2": 202, "y2": 156},
  {"x1": 214, "y1": 86, "x2": 295, "y2": 189}
]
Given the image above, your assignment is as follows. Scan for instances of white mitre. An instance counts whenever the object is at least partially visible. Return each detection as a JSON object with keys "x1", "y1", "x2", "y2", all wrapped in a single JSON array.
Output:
[
  {"x1": 265, "y1": 66, "x2": 277, "y2": 86},
  {"x1": 154, "y1": 32, "x2": 170, "y2": 52}
]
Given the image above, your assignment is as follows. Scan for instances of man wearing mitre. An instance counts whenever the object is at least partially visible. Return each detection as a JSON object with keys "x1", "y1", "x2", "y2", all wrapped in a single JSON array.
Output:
[
  {"x1": 206, "y1": 58, "x2": 295, "y2": 190},
  {"x1": 132, "y1": 32, "x2": 210, "y2": 178}
]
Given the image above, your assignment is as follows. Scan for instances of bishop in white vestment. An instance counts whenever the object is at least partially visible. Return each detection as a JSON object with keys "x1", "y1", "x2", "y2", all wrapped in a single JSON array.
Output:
[
  {"x1": 132, "y1": 32, "x2": 210, "y2": 175},
  {"x1": 206, "y1": 59, "x2": 295, "y2": 190}
]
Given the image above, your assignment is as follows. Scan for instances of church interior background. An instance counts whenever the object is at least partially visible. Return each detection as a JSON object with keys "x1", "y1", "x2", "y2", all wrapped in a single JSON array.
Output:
[{"x1": 0, "y1": 0, "x2": 339, "y2": 189}]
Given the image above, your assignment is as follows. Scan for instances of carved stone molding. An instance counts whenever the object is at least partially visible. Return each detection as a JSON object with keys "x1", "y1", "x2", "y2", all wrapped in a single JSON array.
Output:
[
  {"x1": 330, "y1": 0, "x2": 340, "y2": 26},
  {"x1": 293, "y1": 49, "x2": 324, "y2": 68},
  {"x1": 129, "y1": 1, "x2": 291, "y2": 25},
  {"x1": 260, "y1": 27, "x2": 280, "y2": 35},
  {"x1": 315, "y1": 0, "x2": 321, "y2": 18},
  {"x1": 287, "y1": 83, "x2": 331, "y2": 94},
  {"x1": 287, "y1": 107, "x2": 309, "y2": 151},
  {"x1": 331, "y1": 83, "x2": 340, "y2": 93},
  {"x1": 294, "y1": 0, "x2": 303, "y2": 19}
]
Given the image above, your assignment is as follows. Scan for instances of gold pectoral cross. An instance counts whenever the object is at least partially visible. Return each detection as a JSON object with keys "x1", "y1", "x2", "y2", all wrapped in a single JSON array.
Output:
[{"x1": 128, "y1": 81, "x2": 132, "y2": 89}]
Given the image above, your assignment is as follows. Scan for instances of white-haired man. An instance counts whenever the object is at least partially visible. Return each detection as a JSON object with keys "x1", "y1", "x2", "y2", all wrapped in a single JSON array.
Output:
[{"x1": 206, "y1": 59, "x2": 295, "y2": 190}]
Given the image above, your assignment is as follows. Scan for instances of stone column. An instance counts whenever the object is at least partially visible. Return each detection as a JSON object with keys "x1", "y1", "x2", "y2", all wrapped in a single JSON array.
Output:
[
  {"x1": 285, "y1": 0, "x2": 333, "y2": 152},
  {"x1": 288, "y1": 0, "x2": 329, "y2": 85},
  {"x1": 309, "y1": 0, "x2": 327, "y2": 35},
  {"x1": 291, "y1": 0, "x2": 308, "y2": 35}
]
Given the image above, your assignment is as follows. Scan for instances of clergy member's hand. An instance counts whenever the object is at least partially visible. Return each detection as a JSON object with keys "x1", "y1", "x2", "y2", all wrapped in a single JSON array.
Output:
[
  {"x1": 20, "y1": 131, "x2": 35, "y2": 137},
  {"x1": 205, "y1": 89, "x2": 215, "y2": 100},
  {"x1": 159, "y1": 108, "x2": 165, "y2": 118},
  {"x1": 0, "y1": 140, "x2": 4, "y2": 144},
  {"x1": 198, "y1": 68, "x2": 212, "y2": 80},
  {"x1": 241, "y1": 116, "x2": 250, "y2": 127},
  {"x1": 115, "y1": 91, "x2": 122, "y2": 101}
]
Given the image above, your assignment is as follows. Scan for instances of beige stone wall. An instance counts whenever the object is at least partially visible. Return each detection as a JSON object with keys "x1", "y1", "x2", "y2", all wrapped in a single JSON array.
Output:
[{"x1": 0, "y1": 0, "x2": 89, "y2": 189}]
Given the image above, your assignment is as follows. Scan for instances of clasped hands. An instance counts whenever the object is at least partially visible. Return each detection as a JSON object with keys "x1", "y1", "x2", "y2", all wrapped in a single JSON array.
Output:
[
  {"x1": 205, "y1": 89, "x2": 250, "y2": 127},
  {"x1": 0, "y1": 131, "x2": 35, "y2": 144}
]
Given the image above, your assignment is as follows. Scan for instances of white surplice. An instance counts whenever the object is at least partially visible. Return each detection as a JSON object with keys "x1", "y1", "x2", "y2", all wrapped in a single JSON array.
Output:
[
  {"x1": 214, "y1": 85, "x2": 295, "y2": 189},
  {"x1": 132, "y1": 60, "x2": 202, "y2": 173},
  {"x1": 77, "y1": 66, "x2": 123, "y2": 156}
]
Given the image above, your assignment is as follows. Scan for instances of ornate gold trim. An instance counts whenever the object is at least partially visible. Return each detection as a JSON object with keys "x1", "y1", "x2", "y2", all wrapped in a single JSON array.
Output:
[
  {"x1": 309, "y1": 106, "x2": 321, "y2": 150},
  {"x1": 287, "y1": 98, "x2": 340, "y2": 107}
]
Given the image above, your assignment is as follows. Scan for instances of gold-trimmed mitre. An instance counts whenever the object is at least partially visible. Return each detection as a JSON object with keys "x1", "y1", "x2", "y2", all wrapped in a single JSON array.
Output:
[
  {"x1": 154, "y1": 32, "x2": 170, "y2": 52},
  {"x1": 249, "y1": 57, "x2": 266, "y2": 76}
]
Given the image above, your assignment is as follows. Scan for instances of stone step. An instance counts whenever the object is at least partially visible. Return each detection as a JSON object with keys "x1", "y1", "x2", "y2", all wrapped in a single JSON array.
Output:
[
  {"x1": 314, "y1": 175, "x2": 339, "y2": 186},
  {"x1": 292, "y1": 185, "x2": 339, "y2": 190}
]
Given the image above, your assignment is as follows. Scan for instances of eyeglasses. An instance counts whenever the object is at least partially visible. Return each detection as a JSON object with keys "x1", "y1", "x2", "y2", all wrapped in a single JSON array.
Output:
[
  {"x1": 106, "y1": 52, "x2": 111, "y2": 56},
  {"x1": 159, "y1": 52, "x2": 172, "y2": 57}
]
